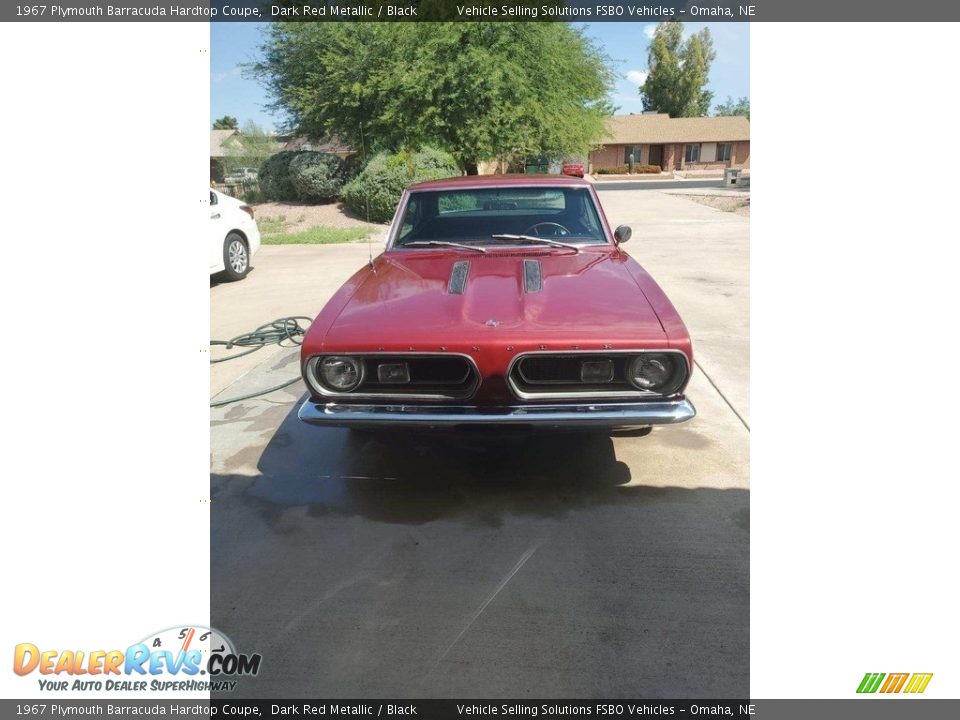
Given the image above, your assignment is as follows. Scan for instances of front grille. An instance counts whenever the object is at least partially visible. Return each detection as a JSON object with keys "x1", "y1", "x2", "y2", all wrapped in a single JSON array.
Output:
[
  {"x1": 361, "y1": 356, "x2": 472, "y2": 391},
  {"x1": 518, "y1": 355, "x2": 632, "y2": 385}
]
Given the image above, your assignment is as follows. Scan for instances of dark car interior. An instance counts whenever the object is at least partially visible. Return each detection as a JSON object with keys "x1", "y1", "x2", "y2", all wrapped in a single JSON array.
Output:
[{"x1": 395, "y1": 187, "x2": 608, "y2": 245}]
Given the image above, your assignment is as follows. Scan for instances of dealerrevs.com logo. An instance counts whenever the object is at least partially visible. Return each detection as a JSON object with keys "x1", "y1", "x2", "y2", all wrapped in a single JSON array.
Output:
[
  {"x1": 13, "y1": 625, "x2": 261, "y2": 693},
  {"x1": 857, "y1": 672, "x2": 933, "y2": 694}
]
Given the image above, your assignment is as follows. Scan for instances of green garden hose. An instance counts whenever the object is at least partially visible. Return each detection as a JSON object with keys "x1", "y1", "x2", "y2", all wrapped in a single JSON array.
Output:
[{"x1": 210, "y1": 316, "x2": 312, "y2": 407}]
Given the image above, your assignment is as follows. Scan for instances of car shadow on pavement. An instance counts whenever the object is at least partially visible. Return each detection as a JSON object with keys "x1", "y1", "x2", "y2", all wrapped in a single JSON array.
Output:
[
  {"x1": 211, "y1": 395, "x2": 749, "y2": 698},
  {"x1": 213, "y1": 394, "x2": 641, "y2": 527}
]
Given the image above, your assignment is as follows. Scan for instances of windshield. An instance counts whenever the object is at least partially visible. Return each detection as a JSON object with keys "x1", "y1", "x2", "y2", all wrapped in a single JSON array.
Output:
[{"x1": 393, "y1": 186, "x2": 608, "y2": 248}]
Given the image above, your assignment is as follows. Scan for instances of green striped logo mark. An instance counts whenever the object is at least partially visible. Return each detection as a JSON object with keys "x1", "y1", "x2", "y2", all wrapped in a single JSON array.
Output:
[{"x1": 857, "y1": 673, "x2": 886, "y2": 693}]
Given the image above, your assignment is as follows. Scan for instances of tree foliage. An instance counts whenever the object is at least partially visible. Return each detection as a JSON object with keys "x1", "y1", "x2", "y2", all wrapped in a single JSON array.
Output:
[
  {"x1": 341, "y1": 147, "x2": 459, "y2": 222},
  {"x1": 253, "y1": 23, "x2": 614, "y2": 173},
  {"x1": 213, "y1": 115, "x2": 239, "y2": 129},
  {"x1": 224, "y1": 121, "x2": 281, "y2": 176},
  {"x1": 714, "y1": 96, "x2": 750, "y2": 120},
  {"x1": 640, "y1": 22, "x2": 716, "y2": 118}
]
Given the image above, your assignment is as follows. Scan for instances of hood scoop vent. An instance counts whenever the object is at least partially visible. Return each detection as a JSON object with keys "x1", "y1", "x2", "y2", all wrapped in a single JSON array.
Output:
[
  {"x1": 448, "y1": 261, "x2": 470, "y2": 294},
  {"x1": 523, "y1": 259, "x2": 543, "y2": 293}
]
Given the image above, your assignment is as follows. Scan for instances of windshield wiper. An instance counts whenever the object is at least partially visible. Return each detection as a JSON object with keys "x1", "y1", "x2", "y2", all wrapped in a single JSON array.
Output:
[
  {"x1": 489, "y1": 234, "x2": 581, "y2": 253},
  {"x1": 405, "y1": 241, "x2": 487, "y2": 253}
]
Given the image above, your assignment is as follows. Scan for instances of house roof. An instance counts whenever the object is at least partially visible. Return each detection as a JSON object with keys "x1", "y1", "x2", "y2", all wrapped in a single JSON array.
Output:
[
  {"x1": 210, "y1": 129, "x2": 239, "y2": 158},
  {"x1": 282, "y1": 135, "x2": 354, "y2": 154},
  {"x1": 602, "y1": 113, "x2": 750, "y2": 145}
]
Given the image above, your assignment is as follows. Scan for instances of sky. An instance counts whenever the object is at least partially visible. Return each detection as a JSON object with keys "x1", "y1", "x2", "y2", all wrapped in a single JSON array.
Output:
[{"x1": 210, "y1": 22, "x2": 750, "y2": 132}]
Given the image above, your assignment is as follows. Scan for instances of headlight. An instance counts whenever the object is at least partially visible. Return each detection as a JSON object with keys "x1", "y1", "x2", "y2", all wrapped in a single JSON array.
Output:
[
  {"x1": 627, "y1": 354, "x2": 683, "y2": 394},
  {"x1": 318, "y1": 356, "x2": 362, "y2": 392}
]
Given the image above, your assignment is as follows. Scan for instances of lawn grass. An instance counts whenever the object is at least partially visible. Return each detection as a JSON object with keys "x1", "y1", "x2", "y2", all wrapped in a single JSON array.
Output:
[
  {"x1": 261, "y1": 225, "x2": 372, "y2": 245},
  {"x1": 256, "y1": 215, "x2": 288, "y2": 235}
]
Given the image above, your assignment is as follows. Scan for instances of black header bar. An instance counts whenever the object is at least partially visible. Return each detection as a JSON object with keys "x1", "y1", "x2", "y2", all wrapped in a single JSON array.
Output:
[
  {"x1": 3, "y1": 699, "x2": 960, "y2": 719},
  {"x1": 5, "y1": 1, "x2": 960, "y2": 22}
]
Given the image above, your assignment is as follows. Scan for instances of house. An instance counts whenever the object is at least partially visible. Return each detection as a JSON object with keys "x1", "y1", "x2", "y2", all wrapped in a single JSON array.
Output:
[
  {"x1": 210, "y1": 128, "x2": 241, "y2": 182},
  {"x1": 277, "y1": 133, "x2": 354, "y2": 159},
  {"x1": 589, "y1": 113, "x2": 750, "y2": 173}
]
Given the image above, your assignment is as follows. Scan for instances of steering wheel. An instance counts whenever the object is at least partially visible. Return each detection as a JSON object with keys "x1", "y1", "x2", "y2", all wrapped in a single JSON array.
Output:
[{"x1": 524, "y1": 222, "x2": 571, "y2": 238}]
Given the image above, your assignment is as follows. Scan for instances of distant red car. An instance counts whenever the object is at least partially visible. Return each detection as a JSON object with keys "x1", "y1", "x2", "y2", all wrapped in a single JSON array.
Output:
[
  {"x1": 561, "y1": 160, "x2": 585, "y2": 178},
  {"x1": 299, "y1": 175, "x2": 694, "y2": 431}
]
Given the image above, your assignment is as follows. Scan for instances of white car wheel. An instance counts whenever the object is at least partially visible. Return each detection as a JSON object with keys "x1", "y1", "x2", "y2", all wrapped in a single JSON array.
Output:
[{"x1": 222, "y1": 233, "x2": 249, "y2": 281}]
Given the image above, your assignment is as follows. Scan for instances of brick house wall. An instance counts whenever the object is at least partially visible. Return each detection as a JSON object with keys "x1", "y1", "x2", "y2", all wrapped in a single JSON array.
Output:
[
  {"x1": 589, "y1": 145, "x2": 621, "y2": 171},
  {"x1": 664, "y1": 143, "x2": 678, "y2": 171},
  {"x1": 590, "y1": 140, "x2": 750, "y2": 172},
  {"x1": 734, "y1": 141, "x2": 750, "y2": 169},
  {"x1": 588, "y1": 143, "x2": 666, "y2": 171}
]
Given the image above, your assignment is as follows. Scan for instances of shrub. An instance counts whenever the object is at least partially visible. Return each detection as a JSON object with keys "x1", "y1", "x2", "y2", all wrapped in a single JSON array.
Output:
[
  {"x1": 595, "y1": 164, "x2": 662, "y2": 175},
  {"x1": 257, "y1": 151, "x2": 300, "y2": 201},
  {"x1": 340, "y1": 152, "x2": 364, "y2": 182},
  {"x1": 240, "y1": 184, "x2": 265, "y2": 204},
  {"x1": 595, "y1": 165, "x2": 629, "y2": 175},
  {"x1": 289, "y1": 152, "x2": 348, "y2": 202},
  {"x1": 342, "y1": 147, "x2": 459, "y2": 222}
]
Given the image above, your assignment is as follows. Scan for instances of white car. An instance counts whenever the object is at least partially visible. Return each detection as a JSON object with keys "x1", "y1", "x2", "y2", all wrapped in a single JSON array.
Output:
[
  {"x1": 224, "y1": 167, "x2": 258, "y2": 184},
  {"x1": 209, "y1": 189, "x2": 260, "y2": 281}
]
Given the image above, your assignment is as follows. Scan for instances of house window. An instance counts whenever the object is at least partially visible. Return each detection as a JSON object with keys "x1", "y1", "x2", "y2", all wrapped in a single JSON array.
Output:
[
  {"x1": 717, "y1": 143, "x2": 732, "y2": 162},
  {"x1": 684, "y1": 144, "x2": 701, "y2": 163},
  {"x1": 623, "y1": 145, "x2": 641, "y2": 164}
]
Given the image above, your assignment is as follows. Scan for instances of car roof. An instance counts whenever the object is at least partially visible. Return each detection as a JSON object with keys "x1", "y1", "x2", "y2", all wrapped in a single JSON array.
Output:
[{"x1": 408, "y1": 174, "x2": 592, "y2": 191}]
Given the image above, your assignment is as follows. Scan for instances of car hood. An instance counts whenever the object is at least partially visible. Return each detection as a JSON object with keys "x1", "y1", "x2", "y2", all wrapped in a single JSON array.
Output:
[{"x1": 320, "y1": 248, "x2": 668, "y2": 350}]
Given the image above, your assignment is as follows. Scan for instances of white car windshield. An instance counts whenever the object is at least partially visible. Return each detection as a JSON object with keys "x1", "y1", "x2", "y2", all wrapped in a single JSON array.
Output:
[{"x1": 394, "y1": 187, "x2": 608, "y2": 248}]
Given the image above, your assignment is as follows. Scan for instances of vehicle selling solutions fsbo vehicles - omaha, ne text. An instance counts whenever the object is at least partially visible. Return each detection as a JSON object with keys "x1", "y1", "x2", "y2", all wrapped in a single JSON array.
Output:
[{"x1": 298, "y1": 175, "x2": 695, "y2": 431}]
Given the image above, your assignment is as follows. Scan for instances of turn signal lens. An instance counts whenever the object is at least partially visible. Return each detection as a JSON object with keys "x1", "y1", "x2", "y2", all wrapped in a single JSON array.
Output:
[
  {"x1": 580, "y1": 359, "x2": 614, "y2": 383},
  {"x1": 377, "y1": 362, "x2": 411, "y2": 384},
  {"x1": 319, "y1": 356, "x2": 361, "y2": 391}
]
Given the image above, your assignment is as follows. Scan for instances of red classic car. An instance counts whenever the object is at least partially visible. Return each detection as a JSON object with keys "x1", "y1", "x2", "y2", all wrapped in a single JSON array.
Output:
[
  {"x1": 298, "y1": 175, "x2": 695, "y2": 431},
  {"x1": 561, "y1": 160, "x2": 585, "y2": 178}
]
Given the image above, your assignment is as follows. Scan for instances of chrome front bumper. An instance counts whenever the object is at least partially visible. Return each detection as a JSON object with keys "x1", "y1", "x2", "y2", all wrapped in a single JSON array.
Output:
[{"x1": 298, "y1": 398, "x2": 695, "y2": 430}]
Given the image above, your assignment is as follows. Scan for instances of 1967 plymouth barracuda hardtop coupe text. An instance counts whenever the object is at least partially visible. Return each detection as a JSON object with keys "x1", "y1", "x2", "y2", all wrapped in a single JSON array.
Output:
[{"x1": 298, "y1": 175, "x2": 695, "y2": 431}]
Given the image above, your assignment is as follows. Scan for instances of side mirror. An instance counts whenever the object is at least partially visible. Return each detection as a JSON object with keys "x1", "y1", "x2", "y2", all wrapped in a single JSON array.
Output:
[{"x1": 614, "y1": 225, "x2": 632, "y2": 244}]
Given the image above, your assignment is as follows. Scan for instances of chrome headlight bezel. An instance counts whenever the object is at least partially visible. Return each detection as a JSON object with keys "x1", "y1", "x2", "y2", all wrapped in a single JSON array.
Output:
[
  {"x1": 303, "y1": 352, "x2": 481, "y2": 400},
  {"x1": 506, "y1": 349, "x2": 690, "y2": 400}
]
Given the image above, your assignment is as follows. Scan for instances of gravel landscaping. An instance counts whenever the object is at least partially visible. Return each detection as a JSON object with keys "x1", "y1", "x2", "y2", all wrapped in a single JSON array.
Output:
[
  {"x1": 253, "y1": 201, "x2": 385, "y2": 235},
  {"x1": 670, "y1": 192, "x2": 750, "y2": 217}
]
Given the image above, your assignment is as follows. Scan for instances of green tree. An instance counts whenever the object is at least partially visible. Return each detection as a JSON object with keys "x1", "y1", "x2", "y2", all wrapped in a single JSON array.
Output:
[
  {"x1": 254, "y1": 23, "x2": 614, "y2": 174},
  {"x1": 224, "y1": 121, "x2": 280, "y2": 177},
  {"x1": 714, "y1": 96, "x2": 750, "y2": 120},
  {"x1": 640, "y1": 22, "x2": 716, "y2": 117},
  {"x1": 212, "y1": 115, "x2": 239, "y2": 129}
]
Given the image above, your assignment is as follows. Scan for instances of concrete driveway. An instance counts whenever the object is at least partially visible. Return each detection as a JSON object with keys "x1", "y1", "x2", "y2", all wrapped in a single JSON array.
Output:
[{"x1": 210, "y1": 189, "x2": 749, "y2": 698}]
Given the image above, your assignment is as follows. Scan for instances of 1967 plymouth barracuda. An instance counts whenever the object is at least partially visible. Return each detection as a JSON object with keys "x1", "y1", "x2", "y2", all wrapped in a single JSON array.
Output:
[{"x1": 298, "y1": 175, "x2": 695, "y2": 431}]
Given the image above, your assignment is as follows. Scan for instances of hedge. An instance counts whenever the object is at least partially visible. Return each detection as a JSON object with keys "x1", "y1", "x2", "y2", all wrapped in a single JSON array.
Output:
[
  {"x1": 341, "y1": 147, "x2": 459, "y2": 223},
  {"x1": 594, "y1": 164, "x2": 663, "y2": 175},
  {"x1": 257, "y1": 151, "x2": 300, "y2": 201},
  {"x1": 289, "y1": 152, "x2": 348, "y2": 202}
]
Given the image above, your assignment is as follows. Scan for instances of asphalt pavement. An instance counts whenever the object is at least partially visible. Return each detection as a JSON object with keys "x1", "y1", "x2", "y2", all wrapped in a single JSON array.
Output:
[{"x1": 209, "y1": 187, "x2": 749, "y2": 697}]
